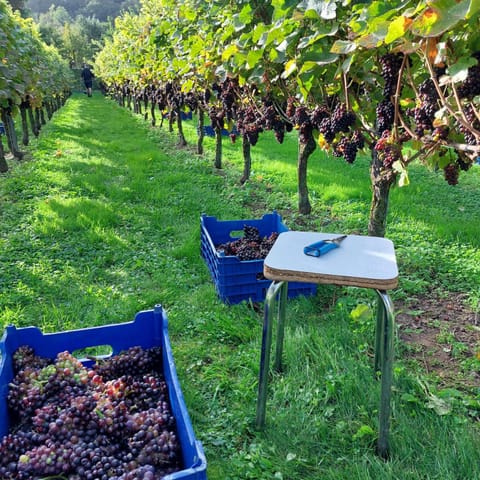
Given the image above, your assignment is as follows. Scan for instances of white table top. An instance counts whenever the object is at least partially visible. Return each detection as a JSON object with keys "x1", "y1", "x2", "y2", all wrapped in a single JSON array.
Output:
[{"x1": 264, "y1": 231, "x2": 398, "y2": 290}]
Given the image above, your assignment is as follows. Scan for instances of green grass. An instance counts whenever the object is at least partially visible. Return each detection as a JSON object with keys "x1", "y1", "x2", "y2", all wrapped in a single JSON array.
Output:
[{"x1": 1, "y1": 92, "x2": 480, "y2": 479}]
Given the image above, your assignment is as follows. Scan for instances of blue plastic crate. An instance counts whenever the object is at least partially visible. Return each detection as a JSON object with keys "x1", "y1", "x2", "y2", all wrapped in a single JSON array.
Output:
[
  {"x1": 200, "y1": 212, "x2": 317, "y2": 304},
  {"x1": 0, "y1": 305, "x2": 207, "y2": 480},
  {"x1": 202, "y1": 126, "x2": 238, "y2": 137}
]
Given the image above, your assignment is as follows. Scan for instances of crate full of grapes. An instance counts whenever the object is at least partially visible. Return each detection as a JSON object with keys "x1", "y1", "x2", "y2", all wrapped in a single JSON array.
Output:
[
  {"x1": 200, "y1": 211, "x2": 317, "y2": 304},
  {"x1": 0, "y1": 305, "x2": 207, "y2": 480}
]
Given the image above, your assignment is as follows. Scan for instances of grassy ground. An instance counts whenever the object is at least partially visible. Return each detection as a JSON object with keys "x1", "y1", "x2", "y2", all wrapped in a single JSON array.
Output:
[{"x1": 1, "y1": 92, "x2": 480, "y2": 479}]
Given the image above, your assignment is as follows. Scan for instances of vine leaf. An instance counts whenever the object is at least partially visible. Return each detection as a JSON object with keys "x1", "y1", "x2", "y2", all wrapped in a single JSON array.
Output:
[
  {"x1": 385, "y1": 15, "x2": 413, "y2": 44},
  {"x1": 445, "y1": 56, "x2": 478, "y2": 83},
  {"x1": 298, "y1": 0, "x2": 337, "y2": 20},
  {"x1": 330, "y1": 40, "x2": 357, "y2": 54},
  {"x1": 411, "y1": 0, "x2": 471, "y2": 37},
  {"x1": 393, "y1": 161, "x2": 410, "y2": 187},
  {"x1": 282, "y1": 58, "x2": 297, "y2": 78}
]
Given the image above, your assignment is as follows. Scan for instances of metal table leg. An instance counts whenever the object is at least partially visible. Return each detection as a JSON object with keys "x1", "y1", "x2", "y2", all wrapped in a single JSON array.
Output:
[
  {"x1": 256, "y1": 281, "x2": 285, "y2": 429},
  {"x1": 374, "y1": 292, "x2": 386, "y2": 375},
  {"x1": 273, "y1": 281, "x2": 288, "y2": 372},
  {"x1": 374, "y1": 289, "x2": 395, "y2": 459}
]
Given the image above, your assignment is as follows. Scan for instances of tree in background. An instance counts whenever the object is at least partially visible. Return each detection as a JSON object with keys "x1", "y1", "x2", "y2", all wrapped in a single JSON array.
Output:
[
  {"x1": 60, "y1": 20, "x2": 89, "y2": 66},
  {"x1": 6, "y1": 0, "x2": 28, "y2": 16},
  {"x1": 26, "y1": 0, "x2": 138, "y2": 66},
  {"x1": 36, "y1": 5, "x2": 70, "y2": 46},
  {"x1": 26, "y1": 0, "x2": 139, "y2": 20}
]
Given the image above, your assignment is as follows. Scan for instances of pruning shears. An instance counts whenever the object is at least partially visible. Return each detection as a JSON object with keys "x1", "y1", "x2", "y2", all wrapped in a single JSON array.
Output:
[{"x1": 303, "y1": 235, "x2": 347, "y2": 257}]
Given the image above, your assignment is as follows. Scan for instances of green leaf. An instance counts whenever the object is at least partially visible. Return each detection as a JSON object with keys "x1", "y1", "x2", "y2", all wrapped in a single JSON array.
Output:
[
  {"x1": 298, "y1": 0, "x2": 337, "y2": 19},
  {"x1": 222, "y1": 44, "x2": 239, "y2": 62},
  {"x1": 302, "y1": 50, "x2": 339, "y2": 65},
  {"x1": 252, "y1": 23, "x2": 269, "y2": 44},
  {"x1": 264, "y1": 26, "x2": 285, "y2": 48},
  {"x1": 246, "y1": 49, "x2": 264, "y2": 69},
  {"x1": 399, "y1": 169, "x2": 410, "y2": 187},
  {"x1": 282, "y1": 58, "x2": 297, "y2": 78},
  {"x1": 352, "y1": 424, "x2": 375, "y2": 440},
  {"x1": 330, "y1": 40, "x2": 357, "y2": 54},
  {"x1": 467, "y1": 0, "x2": 480, "y2": 18},
  {"x1": 356, "y1": 24, "x2": 390, "y2": 49},
  {"x1": 269, "y1": 47, "x2": 286, "y2": 64},
  {"x1": 350, "y1": 304, "x2": 372, "y2": 321},
  {"x1": 342, "y1": 54, "x2": 354, "y2": 74},
  {"x1": 272, "y1": 0, "x2": 297, "y2": 20},
  {"x1": 297, "y1": 24, "x2": 339, "y2": 49},
  {"x1": 426, "y1": 394, "x2": 452, "y2": 415},
  {"x1": 298, "y1": 73, "x2": 315, "y2": 97},
  {"x1": 385, "y1": 15, "x2": 412, "y2": 44},
  {"x1": 393, "y1": 161, "x2": 410, "y2": 187},
  {"x1": 239, "y1": 3, "x2": 253, "y2": 24},
  {"x1": 446, "y1": 56, "x2": 477, "y2": 83},
  {"x1": 232, "y1": 14, "x2": 246, "y2": 33},
  {"x1": 401, "y1": 392, "x2": 421, "y2": 404},
  {"x1": 411, "y1": 0, "x2": 470, "y2": 37},
  {"x1": 181, "y1": 78, "x2": 195, "y2": 93}
]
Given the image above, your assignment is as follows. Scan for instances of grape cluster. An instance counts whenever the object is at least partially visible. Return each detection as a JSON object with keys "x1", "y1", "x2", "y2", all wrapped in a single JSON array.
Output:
[
  {"x1": 208, "y1": 106, "x2": 225, "y2": 131},
  {"x1": 457, "y1": 61, "x2": 480, "y2": 99},
  {"x1": 374, "y1": 53, "x2": 409, "y2": 151},
  {"x1": 310, "y1": 105, "x2": 330, "y2": 127},
  {"x1": 216, "y1": 225, "x2": 279, "y2": 261},
  {"x1": 259, "y1": 98, "x2": 287, "y2": 144},
  {"x1": 219, "y1": 78, "x2": 239, "y2": 122},
  {"x1": 287, "y1": 101, "x2": 356, "y2": 147},
  {"x1": 376, "y1": 100, "x2": 395, "y2": 135},
  {"x1": 286, "y1": 97, "x2": 296, "y2": 118},
  {"x1": 458, "y1": 104, "x2": 480, "y2": 146},
  {"x1": 185, "y1": 91, "x2": 199, "y2": 112},
  {"x1": 443, "y1": 162, "x2": 460, "y2": 185},
  {"x1": 12, "y1": 345, "x2": 50, "y2": 374},
  {"x1": 237, "y1": 105, "x2": 263, "y2": 146},
  {"x1": 333, "y1": 137, "x2": 357, "y2": 164},
  {"x1": 379, "y1": 53, "x2": 404, "y2": 97},
  {"x1": 405, "y1": 78, "x2": 440, "y2": 136},
  {"x1": 374, "y1": 130, "x2": 401, "y2": 168},
  {"x1": 351, "y1": 130, "x2": 365, "y2": 149},
  {"x1": 318, "y1": 117, "x2": 335, "y2": 143},
  {"x1": 331, "y1": 103, "x2": 356, "y2": 133},
  {"x1": 293, "y1": 106, "x2": 314, "y2": 144},
  {"x1": 1, "y1": 346, "x2": 181, "y2": 480}
]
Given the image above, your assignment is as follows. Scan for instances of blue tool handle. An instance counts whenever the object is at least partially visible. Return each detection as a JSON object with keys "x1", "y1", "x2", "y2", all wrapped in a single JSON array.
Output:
[{"x1": 318, "y1": 242, "x2": 338, "y2": 255}]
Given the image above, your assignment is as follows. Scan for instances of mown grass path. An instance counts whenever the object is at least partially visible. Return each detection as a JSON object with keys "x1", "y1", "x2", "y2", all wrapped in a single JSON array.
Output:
[{"x1": 1, "y1": 93, "x2": 480, "y2": 479}]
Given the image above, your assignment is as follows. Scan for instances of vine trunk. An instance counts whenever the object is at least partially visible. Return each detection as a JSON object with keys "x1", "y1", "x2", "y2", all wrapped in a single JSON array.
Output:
[
  {"x1": 297, "y1": 134, "x2": 315, "y2": 214},
  {"x1": 368, "y1": 149, "x2": 396, "y2": 238}
]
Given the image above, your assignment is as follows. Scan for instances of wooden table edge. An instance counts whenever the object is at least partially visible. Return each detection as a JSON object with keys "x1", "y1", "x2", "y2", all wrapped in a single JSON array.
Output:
[{"x1": 264, "y1": 265, "x2": 399, "y2": 291}]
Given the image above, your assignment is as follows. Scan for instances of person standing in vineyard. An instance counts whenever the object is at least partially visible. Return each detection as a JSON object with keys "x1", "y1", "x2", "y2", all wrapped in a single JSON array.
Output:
[{"x1": 81, "y1": 64, "x2": 94, "y2": 97}]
